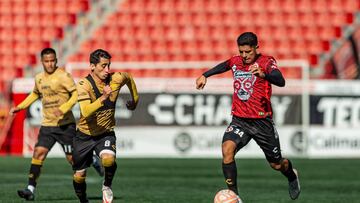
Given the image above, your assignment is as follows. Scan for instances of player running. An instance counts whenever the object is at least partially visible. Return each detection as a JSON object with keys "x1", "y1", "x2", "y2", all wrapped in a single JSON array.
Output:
[
  {"x1": 10, "y1": 48, "x2": 104, "y2": 201},
  {"x1": 195, "y1": 32, "x2": 301, "y2": 200},
  {"x1": 72, "y1": 49, "x2": 139, "y2": 203}
]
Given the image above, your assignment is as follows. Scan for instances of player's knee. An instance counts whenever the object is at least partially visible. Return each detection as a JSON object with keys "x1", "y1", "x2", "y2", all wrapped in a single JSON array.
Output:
[
  {"x1": 73, "y1": 174, "x2": 86, "y2": 183},
  {"x1": 270, "y1": 162, "x2": 282, "y2": 170},
  {"x1": 102, "y1": 156, "x2": 115, "y2": 167},
  {"x1": 33, "y1": 147, "x2": 48, "y2": 160},
  {"x1": 66, "y1": 155, "x2": 73, "y2": 165}
]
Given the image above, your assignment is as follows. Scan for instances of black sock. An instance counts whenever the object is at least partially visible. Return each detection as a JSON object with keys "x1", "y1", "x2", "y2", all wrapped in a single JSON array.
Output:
[
  {"x1": 222, "y1": 161, "x2": 238, "y2": 195},
  {"x1": 104, "y1": 162, "x2": 117, "y2": 187},
  {"x1": 28, "y1": 163, "x2": 42, "y2": 187},
  {"x1": 281, "y1": 159, "x2": 297, "y2": 182},
  {"x1": 73, "y1": 180, "x2": 87, "y2": 202}
]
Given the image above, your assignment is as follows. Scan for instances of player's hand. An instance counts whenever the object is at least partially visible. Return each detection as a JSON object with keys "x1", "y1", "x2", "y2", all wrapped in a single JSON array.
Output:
[
  {"x1": 249, "y1": 63, "x2": 265, "y2": 78},
  {"x1": 100, "y1": 85, "x2": 112, "y2": 102},
  {"x1": 9, "y1": 107, "x2": 20, "y2": 116},
  {"x1": 196, "y1": 75, "x2": 207, "y2": 90},
  {"x1": 126, "y1": 100, "x2": 137, "y2": 111},
  {"x1": 53, "y1": 108, "x2": 64, "y2": 117}
]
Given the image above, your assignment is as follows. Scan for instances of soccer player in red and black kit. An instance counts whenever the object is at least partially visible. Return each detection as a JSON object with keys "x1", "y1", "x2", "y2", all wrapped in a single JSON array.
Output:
[{"x1": 196, "y1": 32, "x2": 300, "y2": 200}]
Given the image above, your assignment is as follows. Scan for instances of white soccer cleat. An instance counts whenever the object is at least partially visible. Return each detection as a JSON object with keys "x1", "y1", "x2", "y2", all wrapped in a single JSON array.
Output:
[{"x1": 102, "y1": 185, "x2": 113, "y2": 203}]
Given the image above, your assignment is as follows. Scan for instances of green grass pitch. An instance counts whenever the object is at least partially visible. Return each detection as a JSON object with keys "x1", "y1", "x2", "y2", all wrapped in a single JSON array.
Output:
[{"x1": 0, "y1": 157, "x2": 359, "y2": 203}]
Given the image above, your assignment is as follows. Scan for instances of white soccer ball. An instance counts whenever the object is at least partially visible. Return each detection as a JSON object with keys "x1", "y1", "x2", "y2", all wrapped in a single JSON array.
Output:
[{"x1": 214, "y1": 189, "x2": 243, "y2": 203}]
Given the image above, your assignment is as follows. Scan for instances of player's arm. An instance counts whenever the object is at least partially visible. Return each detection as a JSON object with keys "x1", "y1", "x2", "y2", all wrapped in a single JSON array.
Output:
[
  {"x1": 10, "y1": 79, "x2": 41, "y2": 116},
  {"x1": 196, "y1": 60, "x2": 230, "y2": 90},
  {"x1": 123, "y1": 73, "x2": 139, "y2": 110},
  {"x1": 203, "y1": 61, "x2": 230, "y2": 78},
  {"x1": 10, "y1": 91, "x2": 39, "y2": 115},
  {"x1": 250, "y1": 58, "x2": 285, "y2": 87},
  {"x1": 58, "y1": 73, "x2": 78, "y2": 114},
  {"x1": 77, "y1": 81, "x2": 112, "y2": 118},
  {"x1": 264, "y1": 69, "x2": 285, "y2": 87},
  {"x1": 58, "y1": 90, "x2": 78, "y2": 114}
]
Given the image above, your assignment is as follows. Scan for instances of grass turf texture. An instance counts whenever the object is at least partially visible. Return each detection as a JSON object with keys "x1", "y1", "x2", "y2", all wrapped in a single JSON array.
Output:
[{"x1": 0, "y1": 157, "x2": 359, "y2": 203}]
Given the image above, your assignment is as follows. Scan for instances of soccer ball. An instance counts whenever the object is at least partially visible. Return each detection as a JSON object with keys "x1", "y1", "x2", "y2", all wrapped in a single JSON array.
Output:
[{"x1": 214, "y1": 189, "x2": 243, "y2": 203}]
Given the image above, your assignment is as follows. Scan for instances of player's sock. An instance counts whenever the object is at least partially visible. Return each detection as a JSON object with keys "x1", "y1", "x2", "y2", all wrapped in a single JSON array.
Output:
[
  {"x1": 27, "y1": 185, "x2": 35, "y2": 193},
  {"x1": 73, "y1": 175, "x2": 87, "y2": 202},
  {"x1": 28, "y1": 158, "x2": 43, "y2": 187},
  {"x1": 222, "y1": 161, "x2": 238, "y2": 195},
  {"x1": 281, "y1": 159, "x2": 297, "y2": 182},
  {"x1": 103, "y1": 161, "x2": 117, "y2": 187}
]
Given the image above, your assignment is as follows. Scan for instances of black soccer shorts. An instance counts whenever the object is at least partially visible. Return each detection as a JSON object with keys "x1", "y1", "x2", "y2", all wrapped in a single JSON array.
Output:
[
  {"x1": 72, "y1": 130, "x2": 117, "y2": 171},
  {"x1": 222, "y1": 116, "x2": 283, "y2": 163},
  {"x1": 35, "y1": 123, "x2": 76, "y2": 155}
]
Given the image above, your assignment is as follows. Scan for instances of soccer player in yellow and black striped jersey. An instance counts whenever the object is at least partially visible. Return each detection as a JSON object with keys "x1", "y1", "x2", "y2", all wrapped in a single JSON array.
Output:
[
  {"x1": 72, "y1": 49, "x2": 139, "y2": 203},
  {"x1": 10, "y1": 48, "x2": 104, "y2": 201}
]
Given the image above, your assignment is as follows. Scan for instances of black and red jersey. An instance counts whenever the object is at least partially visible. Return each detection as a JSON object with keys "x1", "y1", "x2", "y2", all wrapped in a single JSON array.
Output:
[{"x1": 225, "y1": 55, "x2": 280, "y2": 118}]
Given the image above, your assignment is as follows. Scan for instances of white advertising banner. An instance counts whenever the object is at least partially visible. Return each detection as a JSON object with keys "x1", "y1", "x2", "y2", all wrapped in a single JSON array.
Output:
[
  {"x1": 308, "y1": 127, "x2": 360, "y2": 158},
  {"x1": 114, "y1": 126, "x2": 303, "y2": 158},
  {"x1": 38, "y1": 126, "x2": 303, "y2": 158}
]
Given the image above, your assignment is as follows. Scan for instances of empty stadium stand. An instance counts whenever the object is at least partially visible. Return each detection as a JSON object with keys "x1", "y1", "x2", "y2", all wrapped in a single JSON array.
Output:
[
  {"x1": 66, "y1": 0, "x2": 360, "y2": 79},
  {"x1": 0, "y1": 0, "x2": 89, "y2": 94},
  {"x1": 0, "y1": 0, "x2": 359, "y2": 93}
]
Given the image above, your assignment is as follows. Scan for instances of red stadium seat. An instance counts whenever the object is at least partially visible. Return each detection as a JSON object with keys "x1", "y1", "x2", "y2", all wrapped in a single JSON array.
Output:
[
  {"x1": 0, "y1": 2, "x2": 12, "y2": 15},
  {"x1": 26, "y1": 14, "x2": 40, "y2": 27},
  {"x1": 0, "y1": 14, "x2": 12, "y2": 28},
  {"x1": 13, "y1": 14, "x2": 27, "y2": 28},
  {"x1": 0, "y1": 28, "x2": 13, "y2": 41},
  {"x1": 40, "y1": 13, "x2": 55, "y2": 28},
  {"x1": 25, "y1": 0, "x2": 40, "y2": 14},
  {"x1": 12, "y1": 0, "x2": 26, "y2": 14},
  {"x1": 53, "y1": 1, "x2": 67, "y2": 14},
  {"x1": 39, "y1": 0, "x2": 54, "y2": 14}
]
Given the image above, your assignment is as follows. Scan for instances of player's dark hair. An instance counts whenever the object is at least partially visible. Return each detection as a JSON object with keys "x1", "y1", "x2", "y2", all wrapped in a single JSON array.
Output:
[
  {"x1": 40, "y1": 48, "x2": 56, "y2": 57},
  {"x1": 90, "y1": 49, "x2": 112, "y2": 65},
  {"x1": 237, "y1": 32, "x2": 258, "y2": 47}
]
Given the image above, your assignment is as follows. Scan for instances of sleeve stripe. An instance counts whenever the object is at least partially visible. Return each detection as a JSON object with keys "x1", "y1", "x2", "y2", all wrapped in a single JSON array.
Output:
[{"x1": 78, "y1": 98, "x2": 91, "y2": 102}]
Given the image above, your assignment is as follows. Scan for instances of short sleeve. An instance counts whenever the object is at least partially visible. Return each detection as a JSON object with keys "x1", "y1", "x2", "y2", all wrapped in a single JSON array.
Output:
[
  {"x1": 33, "y1": 75, "x2": 40, "y2": 95},
  {"x1": 265, "y1": 57, "x2": 279, "y2": 74},
  {"x1": 77, "y1": 79, "x2": 91, "y2": 102},
  {"x1": 62, "y1": 72, "x2": 77, "y2": 93}
]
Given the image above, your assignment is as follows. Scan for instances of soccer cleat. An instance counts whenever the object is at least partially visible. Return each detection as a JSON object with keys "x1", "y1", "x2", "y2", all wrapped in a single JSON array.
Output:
[
  {"x1": 92, "y1": 155, "x2": 104, "y2": 177},
  {"x1": 102, "y1": 185, "x2": 113, "y2": 203},
  {"x1": 17, "y1": 188, "x2": 35, "y2": 201},
  {"x1": 289, "y1": 169, "x2": 301, "y2": 200}
]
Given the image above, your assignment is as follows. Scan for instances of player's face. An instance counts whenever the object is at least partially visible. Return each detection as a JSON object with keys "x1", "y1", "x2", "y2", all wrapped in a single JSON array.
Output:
[
  {"x1": 41, "y1": 53, "x2": 57, "y2": 74},
  {"x1": 92, "y1": 57, "x2": 111, "y2": 81},
  {"x1": 239, "y1": 45, "x2": 257, "y2": 65}
]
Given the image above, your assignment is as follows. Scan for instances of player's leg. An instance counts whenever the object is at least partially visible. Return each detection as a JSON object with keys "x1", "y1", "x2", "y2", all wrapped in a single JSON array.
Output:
[
  {"x1": 100, "y1": 153, "x2": 116, "y2": 203},
  {"x1": 92, "y1": 153, "x2": 104, "y2": 177},
  {"x1": 269, "y1": 159, "x2": 300, "y2": 200},
  {"x1": 18, "y1": 126, "x2": 56, "y2": 201},
  {"x1": 73, "y1": 170, "x2": 88, "y2": 203},
  {"x1": 95, "y1": 131, "x2": 117, "y2": 203},
  {"x1": 56, "y1": 123, "x2": 76, "y2": 165},
  {"x1": 253, "y1": 118, "x2": 300, "y2": 200},
  {"x1": 57, "y1": 123, "x2": 103, "y2": 176},
  {"x1": 72, "y1": 131, "x2": 96, "y2": 203},
  {"x1": 222, "y1": 124, "x2": 251, "y2": 195}
]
